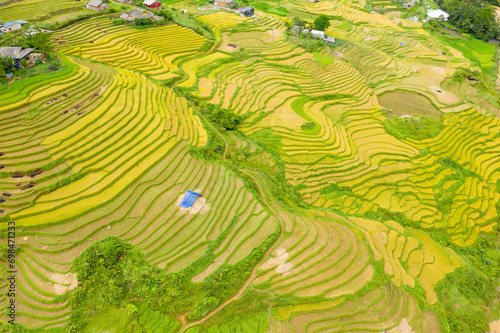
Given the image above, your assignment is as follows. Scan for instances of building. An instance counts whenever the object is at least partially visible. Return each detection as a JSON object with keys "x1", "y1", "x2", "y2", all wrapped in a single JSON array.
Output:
[
  {"x1": 427, "y1": 9, "x2": 449, "y2": 21},
  {"x1": 120, "y1": 8, "x2": 157, "y2": 22},
  {"x1": 291, "y1": 24, "x2": 300, "y2": 35},
  {"x1": 239, "y1": 7, "x2": 254, "y2": 17},
  {"x1": 402, "y1": 2, "x2": 414, "y2": 8},
  {"x1": 323, "y1": 35, "x2": 336, "y2": 44},
  {"x1": 215, "y1": 0, "x2": 234, "y2": 7},
  {"x1": 311, "y1": 29, "x2": 325, "y2": 39},
  {"x1": 0, "y1": 20, "x2": 28, "y2": 33},
  {"x1": 0, "y1": 47, "x2": 35, "y2": 60},
  {"x1": 116, "y1": 0, "x2": 131, "y2": 3},
  {"x1": 85, "y1": 0, "x2": 109, "y2": 12},
  {"x1": 143, "y1": 0, "x2": 162, "y2": 9},
  {"x1": 302, "y1": 28, "x2": 310, "y2": 34}
]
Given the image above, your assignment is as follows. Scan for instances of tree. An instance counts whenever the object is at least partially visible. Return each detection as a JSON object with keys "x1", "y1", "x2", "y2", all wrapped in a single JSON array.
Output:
[{"x1": 313, "y1": 14, "x2": 330, "y2": 31}]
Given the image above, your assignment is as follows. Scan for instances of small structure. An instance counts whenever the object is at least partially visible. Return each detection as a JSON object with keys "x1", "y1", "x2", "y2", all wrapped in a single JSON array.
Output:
[
  {"x1": 143, "y1": 0, "x2": 162, "y2": 9},
  {"x1": 85, "y1": 0, "x2": 109, "y2": 12},
  {"x1": 179, "y1": 191, "x2": 203, "y2": 208},
  {"x1": 117, "y1": 0, "x2": 131, "y2": 3},
  {"x1": 402, "y1": 2, "x2": 414, "y2": 8},
  {"x1": 323, "y1": 35, "x2": 336, "y2": 44},
  {"x1": 120, "y1": 8, "x2": 156, "y2": 22},
  {"x1": 0, "y1": 20, "x2": 28, "y2": 33},
  {"x1": 311, "y1": 29, "x2": 325, "y2": 39},
  {"x1": 427, "y1": 9, "x2": 449, "y2": 21},
  {"x1": 239, "y1": 7, "x2": 254, "y2": 17},
  {"x1": 0, "y1": 47, "x2": 35, "y2": 60},
  {"x1": 215, "y1": 0, "x2": 234, "y2": 7},
  {"x1": 291, "y1": 24, "x2": 300, "y2": 35},
  {"x1": 488, "y1": 39, "x2": 500, "y2": 44},
  {"x1": 302, "y1": 28, "x2": 310, "y2": 34},
  {"x1": 24, "y1": 26, "x2": 41, "y2": 37}
]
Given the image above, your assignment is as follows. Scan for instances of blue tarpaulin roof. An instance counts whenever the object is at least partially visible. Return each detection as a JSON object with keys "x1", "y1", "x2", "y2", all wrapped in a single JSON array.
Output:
[{"x1": 180, "y1": 190, "x2": 202, "y2": 208}]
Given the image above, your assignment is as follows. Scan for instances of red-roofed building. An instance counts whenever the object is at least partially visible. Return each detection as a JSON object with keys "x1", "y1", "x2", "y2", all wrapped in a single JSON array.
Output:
[{"x1": 143, "y1": 0, "x2": 162, "y2": 9}]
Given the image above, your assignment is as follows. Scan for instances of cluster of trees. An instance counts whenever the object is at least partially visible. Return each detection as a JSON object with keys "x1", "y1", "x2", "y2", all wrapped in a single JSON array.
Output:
[
  {"x1": 289, "y1": 15, "x2": 331, "y2": 31},
  {"x1": 434, "y1": 0, "x2": 500, "y2": 39},
  {"x1": 0, "y1": 31, "x2": 53, "y2": 76}
]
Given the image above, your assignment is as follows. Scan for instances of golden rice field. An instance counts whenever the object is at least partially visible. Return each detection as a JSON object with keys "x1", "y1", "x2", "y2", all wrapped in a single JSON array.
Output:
[{"x1": 1, "y1": 1, "x2": 500, "y2": 332}]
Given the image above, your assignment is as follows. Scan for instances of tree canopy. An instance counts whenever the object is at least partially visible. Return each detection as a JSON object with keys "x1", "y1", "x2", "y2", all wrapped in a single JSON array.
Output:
[{"x1": 314, "y1": 14, "x2": 330, "y2": 31}]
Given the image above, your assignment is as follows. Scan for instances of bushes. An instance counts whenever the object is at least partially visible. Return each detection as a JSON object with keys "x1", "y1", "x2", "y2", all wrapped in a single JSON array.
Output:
[
  {"x1": 201, "y1": 103, "x2": 243, "y2": 130},
  {"x1": 382, "y1": 116, "x2": 445, "y2": 141}
]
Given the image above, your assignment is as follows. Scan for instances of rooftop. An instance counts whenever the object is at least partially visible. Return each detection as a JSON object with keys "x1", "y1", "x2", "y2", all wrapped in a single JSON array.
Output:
[
  {"x1": 88, "y1": 0, "x2": 104, "y2": 7},
  {"x1": 0, "y1": 47, "x2": 34, "y2": 59}
]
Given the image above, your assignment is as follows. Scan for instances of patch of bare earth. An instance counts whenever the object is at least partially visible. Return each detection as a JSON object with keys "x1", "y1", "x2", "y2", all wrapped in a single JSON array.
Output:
[
  {"x1": 388, "y1": 318, "x2": 414, "y2": 333},
  {"x1": 50, "y1": 272, "x2": 78, "y2": 295},
  {"x1": 176, "y1": 189, "x2": 210, "y2": 215},
  {"x1": 260, "y1": 248, "x2": 293, "y2": 275}
]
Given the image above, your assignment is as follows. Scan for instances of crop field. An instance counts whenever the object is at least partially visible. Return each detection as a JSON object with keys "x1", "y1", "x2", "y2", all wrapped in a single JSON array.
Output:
[
  {"x1": 0, "y1": 0, "x2": 85, "y2": 22},
  {"x1": 2, "y1": 1, "x2": 500, "y2": 332}
]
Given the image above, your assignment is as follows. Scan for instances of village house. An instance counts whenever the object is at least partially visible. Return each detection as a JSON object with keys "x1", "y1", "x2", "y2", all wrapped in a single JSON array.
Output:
[
  {"x1": 0, "y1": 47, "x2": 35, "y2": 67},
  {"x1": 116, "y1": 0, "x2": 131, "y2": 3},
  {"x1": 291, "y1": 24, "x2": 300, "y2": 35},
  {"x1": 0, "y1": 20, "x2": 28, "y2": 33},
  {"x1": 239, "y1": 7, "x2": 254, "y2": 17},
  {"x1": 120, "y1": 8, "x2": 157, "y2": 23},
  {"x1": 402, "y1": 2, "x2": 414, "y2": 8},
  {"x1": 215, "y1": 0, "x2": 234, "y2": 7},
  {"x1": 85, "y1": 0, "x2": 109, "y2": 12},
  {"x1": 143, "y1": 0, "x2": 162, "y2": 9}
]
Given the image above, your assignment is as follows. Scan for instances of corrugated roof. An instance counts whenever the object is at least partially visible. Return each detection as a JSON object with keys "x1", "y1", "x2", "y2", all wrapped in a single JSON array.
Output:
[
  {"x1": 88, "y1": 0, "x2": 103, "y2": 7},
  {"x1": 0, "y1": 47, "x2": 34, "y2": 59},
  {"x1": 240, "y1": 7, "x2": 253, "y2": 12},
  {"x1": 143, "y1": 0, "x2": 159, "y2": 5}
]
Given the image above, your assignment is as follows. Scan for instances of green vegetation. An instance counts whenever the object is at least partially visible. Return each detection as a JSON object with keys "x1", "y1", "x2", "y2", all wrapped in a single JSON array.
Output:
[
  {"x1": 313, "y1": 14, "x2": 331, "y2": 31},
  {"x1": 383, "y1": 116, "x2": 445, "y2": 141}
]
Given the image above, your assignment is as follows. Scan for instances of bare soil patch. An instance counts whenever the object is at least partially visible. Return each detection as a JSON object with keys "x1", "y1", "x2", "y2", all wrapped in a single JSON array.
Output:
[{"x1": 378, "y1": 91, "x2": 441, "y2": 118}]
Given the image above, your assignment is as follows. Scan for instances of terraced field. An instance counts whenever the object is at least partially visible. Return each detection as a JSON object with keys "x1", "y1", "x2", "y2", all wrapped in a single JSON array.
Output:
[
  {"x1": 0, "y1": 0, "x2": 85, "y2": 22},
  {"x1": 2, "y1": 2, "x2": 500, "y2": 332}
]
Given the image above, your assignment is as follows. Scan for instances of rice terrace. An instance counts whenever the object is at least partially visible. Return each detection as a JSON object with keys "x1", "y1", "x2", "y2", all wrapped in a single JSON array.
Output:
[{"x1": 1, "y1": 0, "x2": 500, "y2": 331}]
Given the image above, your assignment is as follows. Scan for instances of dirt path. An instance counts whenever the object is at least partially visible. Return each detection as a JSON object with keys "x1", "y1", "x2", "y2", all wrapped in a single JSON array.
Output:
[{"x1": 180, "y1": 115, "x2": 285, "y2": 332}]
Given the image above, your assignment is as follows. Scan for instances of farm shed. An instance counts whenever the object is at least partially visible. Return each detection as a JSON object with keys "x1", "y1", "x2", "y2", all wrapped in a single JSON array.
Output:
[
  {"x1": 215, "y1": 0, "x2": 234, "y2": 7},
  {"x1": 426, "y1": 9, "x2": 449, "y2": 21},
  {"x1": 143, "y1": 0, "x2": 162, "y2": 9},
  {"x1": 0, "y1": 47, "x2": 34, "y2": 60},
  {"x1": 239, "y1": 7, "x2": 254, "y2": 17},
  {"x1": 85, "y1": 0, "x2": 109, "y2": 12},
  {"x1": 323, "y1": 35, "x2": 336, "y2": 44},
  {"x1": 311, "y1": 30, "x2": 325, "y2": 39}
]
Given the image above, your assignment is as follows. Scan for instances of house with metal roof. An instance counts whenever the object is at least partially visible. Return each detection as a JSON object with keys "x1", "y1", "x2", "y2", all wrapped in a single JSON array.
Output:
[
  {"x1": 143, "y1": 0, "x2": 162, "y2": 9},
  {"x1": 85, "y1": 0, "x2": 109, "y2": 12},
  {"x1": 239, "y1": 7, "x2": 254, "y2": 17},
  {"x1": 0, "y1": 20, "x2": 29, "y2": 33},
  {"x1": 323, "y1": 35, "x2": 336, "y2": 44},
  {"x1": 0, "y1": 47, "x2": 35, "y2": 60},
  {"x1": 120, "y1": 8, "x2": 156, "y2": 22}
]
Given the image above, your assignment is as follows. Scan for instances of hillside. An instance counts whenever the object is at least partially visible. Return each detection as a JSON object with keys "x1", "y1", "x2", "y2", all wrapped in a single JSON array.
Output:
[{"x1": 1, "y1": 0, "x2": 500, "y2": 332}]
